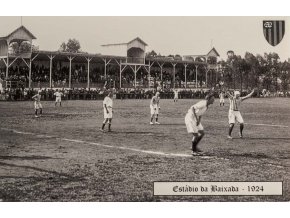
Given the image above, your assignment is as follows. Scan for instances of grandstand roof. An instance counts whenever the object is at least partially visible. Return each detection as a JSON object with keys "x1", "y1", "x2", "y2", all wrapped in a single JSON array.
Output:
[
  {"x1": 128, "y1": 37, "x2": 148, "y2": 46},
  {"x1": 146, "y1": 57, "x2": 207, "y2": 65},
  {"x1": 102, "y1": 37, "x2": 148, "y2": 47},
  {"x1": 33, "y1": 50, "x2": 127, "y2": 62},
  {"x1": 0, "y1": 25, "x2": 36, "y2": 41},
  {"x1": 31, "y1": 50, "x2": 206, "y2": 66}
]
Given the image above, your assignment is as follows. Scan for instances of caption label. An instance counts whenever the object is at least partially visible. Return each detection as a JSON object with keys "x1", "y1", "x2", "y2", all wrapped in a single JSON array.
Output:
[{"x1": 153, "y1": 182, "x2": 282, "y2": 196}]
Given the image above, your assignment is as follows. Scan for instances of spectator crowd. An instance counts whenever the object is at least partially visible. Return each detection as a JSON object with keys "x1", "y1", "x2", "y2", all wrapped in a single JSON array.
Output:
[{"x1": 1, "y1": 87, "x2": 287, "y2": 102}]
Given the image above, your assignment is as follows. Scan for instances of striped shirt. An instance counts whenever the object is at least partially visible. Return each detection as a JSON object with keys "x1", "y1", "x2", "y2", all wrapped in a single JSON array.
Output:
[{"x1": 228, "y1": 97, "x2": 241, "y2": 111}]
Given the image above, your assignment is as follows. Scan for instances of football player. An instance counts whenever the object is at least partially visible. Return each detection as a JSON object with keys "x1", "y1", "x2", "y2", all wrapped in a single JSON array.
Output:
[
  {"x1": 150, "y1": 92, "x2": 160, "y2": 124},
  {"x1": 226, "y1": 89, "x2": 255, "y2": 139},
  {"x1": 32, "y1": 90, "x2": 43, "y2": 118},
  {"x1": 219, "y1": 91, "x2": 225, "y2": 106},
  {"x1": 54, "y1": 89, "x2": 63, "y2": 107},
  {"x1": 101, "y1": 92, "x2": 113, "y2": 132},
  {"x1": 173, "y1": 89, "x2": 178, "y2": 102},
  {"x1": 185, "y1": 94, "x2": 215, "y2": 155}
]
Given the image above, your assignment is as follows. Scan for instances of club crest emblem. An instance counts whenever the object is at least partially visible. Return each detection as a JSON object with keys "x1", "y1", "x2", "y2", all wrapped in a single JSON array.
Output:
[{"x1": 263, "y1": 20, "x2": 285, "y2": 46}]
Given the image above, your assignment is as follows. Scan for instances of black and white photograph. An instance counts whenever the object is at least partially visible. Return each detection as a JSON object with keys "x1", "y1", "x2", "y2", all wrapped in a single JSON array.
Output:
[{"x1": 0, "y1": 12, "x2": 290, "y2": 205}]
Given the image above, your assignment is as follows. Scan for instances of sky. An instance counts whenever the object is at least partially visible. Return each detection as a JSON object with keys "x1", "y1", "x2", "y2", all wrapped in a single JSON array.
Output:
[{"x1": 0, "y1": 16, "x2": 289, "y2": 61}]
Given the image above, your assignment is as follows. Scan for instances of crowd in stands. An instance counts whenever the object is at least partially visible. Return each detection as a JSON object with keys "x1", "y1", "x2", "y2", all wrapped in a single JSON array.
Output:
[
  {"x1": 1, "y1": 64, "x2": 290, "y2": 101},
  {"x1": 0, "y1": 88, "x2": 211, "y2": 101},
  {"x1": 1, "y1": 64, "x2": 189, "y2": 89},
  {"x1": 1, "y1": 87, "x2": 288, "y2": 101}
]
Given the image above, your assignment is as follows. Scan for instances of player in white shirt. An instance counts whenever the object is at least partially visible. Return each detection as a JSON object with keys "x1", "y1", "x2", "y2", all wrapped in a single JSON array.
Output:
[
  {"x1": 150, "y1": 92, "x2": 160, "y2": 125},
  {"x1": 219, "y1": 91, "x2": 225, "y2": 106},
  {"x1": 32, "y1": 90, "x2": 43, "y2": 118},
  {"x1": 185, "y1": 94, "x2": 215, "y2": 155},
  {"x1": 226, "y1": 89, "x2": 255, "y2": 139},
  {"x1": 173, "y1": 89, "x2": 178, "y2": 102},
  {"x1": 54, "y1": 89, "x2": 63, "y2": 107},
  {"x1": 101, "y1": 92, "x2": 113, "y2": 132}
]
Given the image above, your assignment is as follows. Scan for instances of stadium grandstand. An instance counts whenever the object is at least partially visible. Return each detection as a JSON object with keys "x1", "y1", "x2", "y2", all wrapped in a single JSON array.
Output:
[{"x1": 0, "y1": 25, "x2": 220, "y2": 93}]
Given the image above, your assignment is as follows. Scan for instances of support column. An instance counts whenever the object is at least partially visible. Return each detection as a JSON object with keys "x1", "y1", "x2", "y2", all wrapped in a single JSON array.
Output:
[
  {"x1": 119, "y1": 64, "x2": 122, "y2": 89},
  {"x1": 171, "y1": 63, "x2": 177, "y2": 89},
  {"x1": 204, "y1": 65, "x2": 210, "y2": 88},
  {"x1": 104, "y1": 61, "x2": 107, "y2": 78},
  {"x1": 148, "y1": 62, "x2": 151, "y2": 89},
  {"x1": 6, "y1": 56, "x2": 9, "y2": 79},
  {"x1": 29, "y1": 59, "x2": 32, "y2": 88},
  {"x1": 115, "y1": 59, "x2": 124, "y2": 89},
  {"x1": 206, "y1": 70, "x2": 208, "y2": 88},
  {"x1": 184, "y1": 64, "x2": 188, "y2": 89},
  {"x1": 21, "y1": 57, "x2": 32, "y2": 89},
  {"x1": 28, "y1": 54, "x2": 39, "y2": 89},
  {"x1": 6, "y1": 41, "x2": 9, "y2": 79},
  {"x1": 67, "y1": 56, "x2": 75, "y2": 89},
  {"x1": 195, "y1": 65, "x2": 198, "y2": 89},
  {"x1": 157, "y1": 62, "x2": 164, "y2": 82},
  {"x1": 85, "y1": 57, "x2": 92, "y2": 89},
  {"x1": 102, "y1": 58, "x2": 112, "y2": 79},
  {"x1": 129, "y1": 65, "x2": 141, "y2": 89},
  {"x1": 147, "y1": 61, "x2": 154, "y2": 89},
  {"x1": 1, "y1": 58, "x2": 8, "y2": 80},
  {"x1": 134, "y1": 65, "x2": 137, "y2": 88},
  {"x1": 47, "y1": 55, "x2": 55, "y2": 88}
]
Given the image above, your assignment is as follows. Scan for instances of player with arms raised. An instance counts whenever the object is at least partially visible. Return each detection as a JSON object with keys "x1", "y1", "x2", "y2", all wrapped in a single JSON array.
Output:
[
  {"x1": 101, "y1": 92, "x2": 113, "y2": 132},
  {"x1": 150, "y1": 92, "x2": 160, "y2": 125},
  {"x1": 226, "y1": 89, "x2": 255, "y2": 139},
  {"x1": 173, "y1": 89, "x2": 178, "y2": 102},
  {"x1": 185, "y1": 93, "x2": 215, "y2": 155},
  {"x1": 32, "y1": 90, "x2": 43, "y2": 118}
]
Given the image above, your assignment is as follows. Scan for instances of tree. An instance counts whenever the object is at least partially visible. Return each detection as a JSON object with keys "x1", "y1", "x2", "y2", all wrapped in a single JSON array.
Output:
[
  {"x1": 146, "y1": 50, "x2": 157, "y2": 58},
  {"x1": 244, "y1": 52, "x2": 259, "y2": 89},
  {"x1": 59, "y1": 38, "x2": 81, "y2": 53},
  {"x1": 280, "y1": 61, "x2": 290, "y2": 95},
  {"x1": 174, "y1": 54, "x2": 182, "y2": 61}
]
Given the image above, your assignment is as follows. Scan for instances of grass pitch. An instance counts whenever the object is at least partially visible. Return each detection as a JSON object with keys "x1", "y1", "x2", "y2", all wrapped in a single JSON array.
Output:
[{"x1": 0, "y1": 98, "x2": 289, "y2": 201}]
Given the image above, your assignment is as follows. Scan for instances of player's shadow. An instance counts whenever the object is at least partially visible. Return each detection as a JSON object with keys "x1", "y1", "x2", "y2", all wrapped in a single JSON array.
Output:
[
  {"x1": 227, "y1": 153, "x2": 270, "y2": 159},
  {"x1": 0, "y1": 162, "x2": 73, "y2": 178},
  {"x1": 0, "y1": 155, "x2": 58, "y2": 160}
]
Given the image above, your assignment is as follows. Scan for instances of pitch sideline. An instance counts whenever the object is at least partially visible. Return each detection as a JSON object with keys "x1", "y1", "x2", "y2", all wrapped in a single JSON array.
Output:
[
  {"x1": 1, "y1": 127, "x2": 198, "y2": 158},
  {"x1": 2, "y1": 127, "x2": 287, "y2": 168}
]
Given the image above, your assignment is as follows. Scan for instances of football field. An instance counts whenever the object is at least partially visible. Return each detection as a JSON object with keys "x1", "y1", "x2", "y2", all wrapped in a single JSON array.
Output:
[{"x1": 0, "y1": 98, "x2": 290, "y2": 201}]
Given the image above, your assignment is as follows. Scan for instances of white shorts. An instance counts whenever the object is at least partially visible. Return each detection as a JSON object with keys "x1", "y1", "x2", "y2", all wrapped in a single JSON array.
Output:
[
  {"x1": 104, "y1": 108, "x2": 113, "y2": 119},
  {"x1": 34, "y1": 102, "x2": 42, "y2": 110},
  {"x1": 220, "y1": 98, "x2": 225, "y2": 103},
  {"x1": 56, "y1": 97, "x2": 61, "y2": 103},
  {"x1": 174, "y1": 95, "x2": 178, "y2": 99},
  {"x1": 185, "y1": 113, "x2": 204, "y2": 134},
  {"x1": 150, "y1": 105, "x2": 159, "y2": 115},
  {"x1": 228, "y1": 110, "x2": 244, "y2": 124}
]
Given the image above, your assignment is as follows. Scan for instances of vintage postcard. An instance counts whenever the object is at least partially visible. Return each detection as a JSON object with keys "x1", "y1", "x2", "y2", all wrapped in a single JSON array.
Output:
[{"x1": 0, "y1": 16, "x2": 289, "y2": 202}]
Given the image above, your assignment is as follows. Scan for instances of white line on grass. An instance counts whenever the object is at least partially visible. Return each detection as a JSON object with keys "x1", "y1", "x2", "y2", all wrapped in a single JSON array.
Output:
[
  {"x1": 1, "y1": 127, "x2": 198, "y2": 158},
  {"x1": 5, "y1": 127, "x2": 287, "y2": 167},
  {"x1": 203, "y1": 120, "x2": 288, "y2": 128}
]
